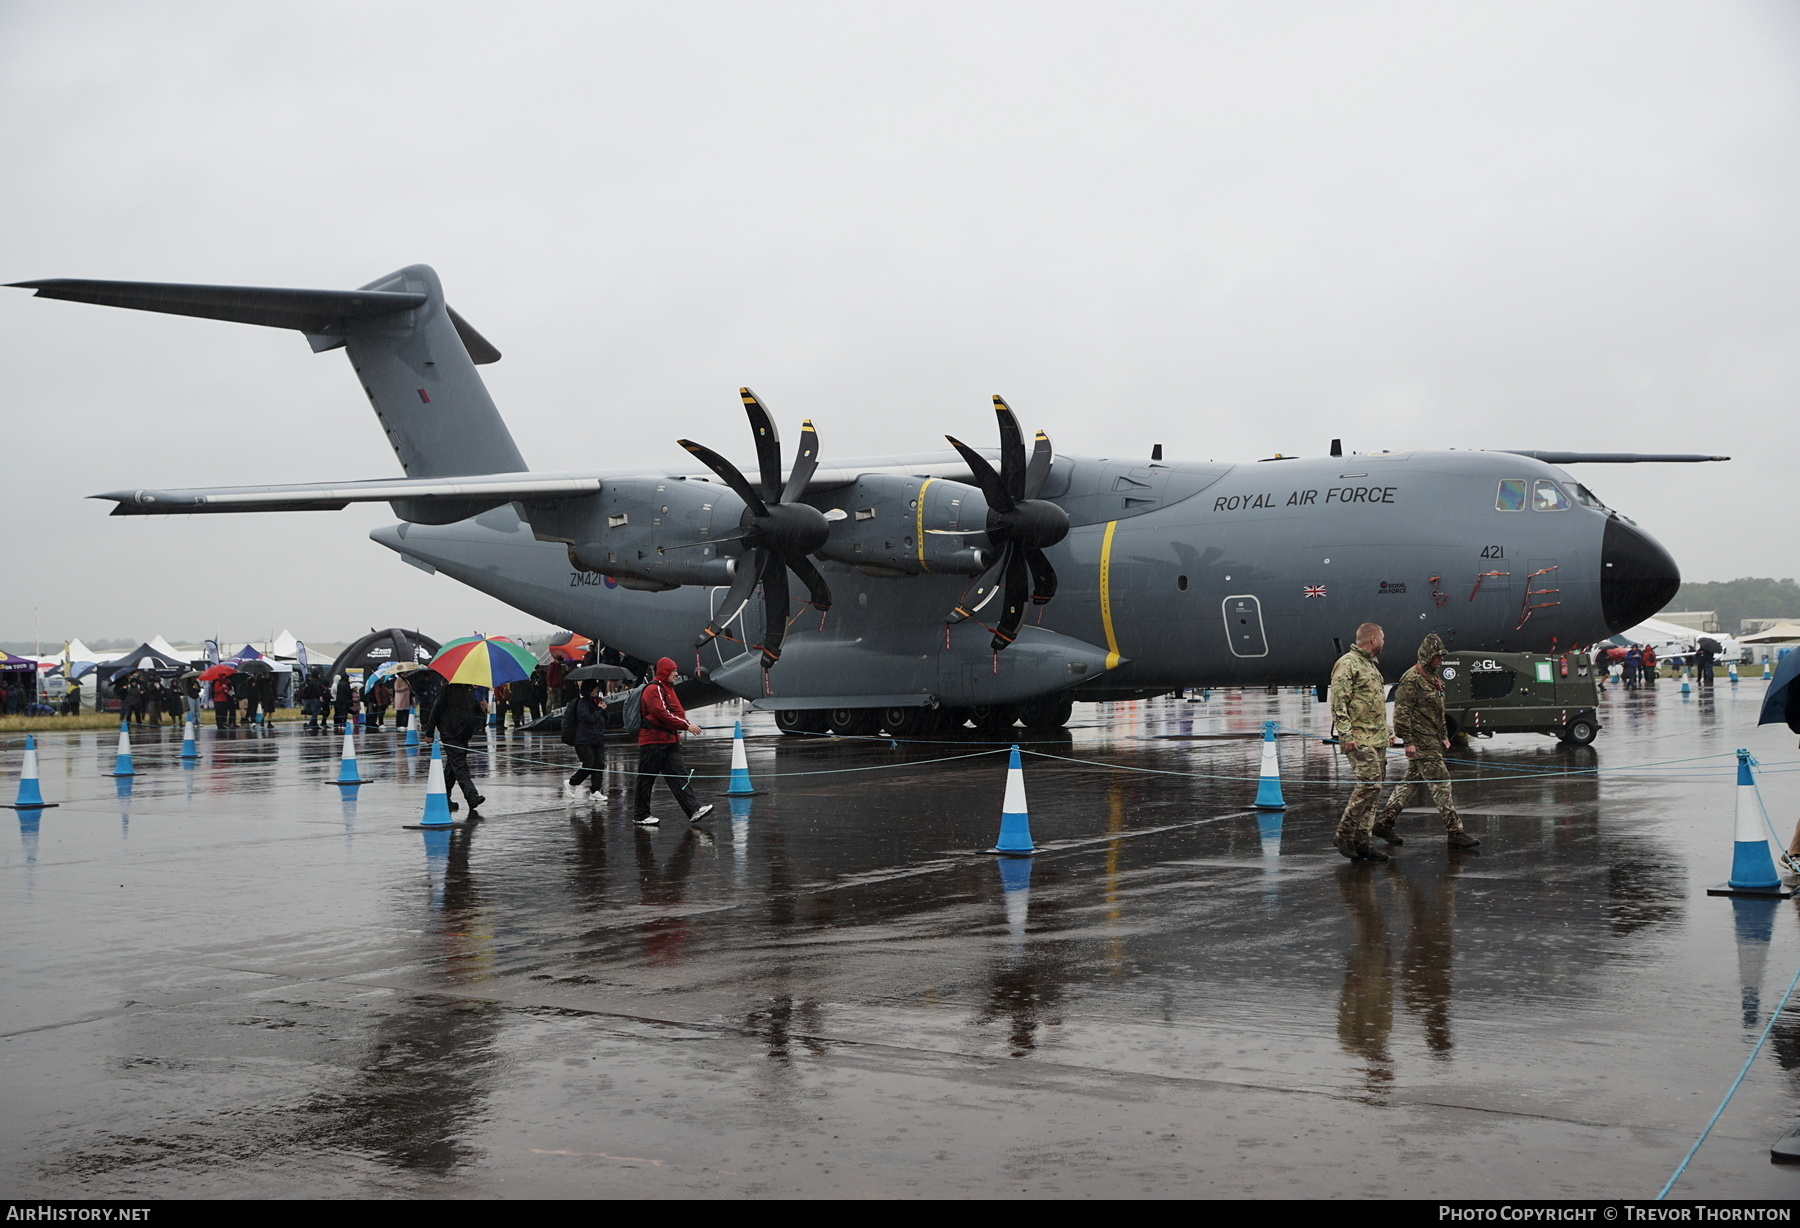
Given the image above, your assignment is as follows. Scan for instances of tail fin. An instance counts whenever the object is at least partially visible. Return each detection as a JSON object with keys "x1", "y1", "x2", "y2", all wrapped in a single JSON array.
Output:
[{"x1": 10, "y1": 264, "x2": 526, "y2": 477}]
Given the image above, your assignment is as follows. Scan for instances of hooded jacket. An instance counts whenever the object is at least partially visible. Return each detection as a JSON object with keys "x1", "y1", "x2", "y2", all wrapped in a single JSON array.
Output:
[
  {"x1": 638, "y1": 657, "x2": 689, "y2": 746},
  {"x1": 1391, "y1": 633, "x2": 1449, "y2": 750}
]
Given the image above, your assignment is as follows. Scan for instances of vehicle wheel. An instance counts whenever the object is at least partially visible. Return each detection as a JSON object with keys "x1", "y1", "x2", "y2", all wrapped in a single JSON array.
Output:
[
  {"x1": 1020, "y1": 696, "x2": 1074, "y2": 730},
  {"x1": 881, "y1": 706, "x2": 936, "y2": 737},
  {"x1": 1562, "y1": 718, "x2": 1598, "y2": 747},
  {"x1": 970, "y1": 703, "x2": 1019, "y2": 733},
  {"x1": 828, "y1": 707, "x2": 881, "y2": 737},
  {"x1": 775, "y1": 708, "x2": 827, "y2": 737}
]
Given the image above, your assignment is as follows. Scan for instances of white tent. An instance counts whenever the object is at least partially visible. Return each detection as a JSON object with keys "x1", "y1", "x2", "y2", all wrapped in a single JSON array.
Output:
[
  {"x1": 1611, "y1": 616, "x2": 1744, "y2": 663},
  {"x1": 148, "y1": 634, "x2": 188, "y2": 660},
  {"x1": 1740, "y1": 621, "x2": 1800, "y2": 645}
]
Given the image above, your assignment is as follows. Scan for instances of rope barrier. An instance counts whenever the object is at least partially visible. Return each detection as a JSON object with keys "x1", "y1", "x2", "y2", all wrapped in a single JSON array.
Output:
[{"x1": 1657, "y1": 959, "x2": 1800, "y2": 1199}]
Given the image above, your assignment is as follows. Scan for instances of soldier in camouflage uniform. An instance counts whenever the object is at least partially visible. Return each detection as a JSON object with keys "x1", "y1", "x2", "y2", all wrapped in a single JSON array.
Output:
[
  {"x1": 1331, "y1": 622, "x2": 1392, "y2": 862},
  {"x1": 1371, "y1": 632, "x2": 1480, "y2": 850}
]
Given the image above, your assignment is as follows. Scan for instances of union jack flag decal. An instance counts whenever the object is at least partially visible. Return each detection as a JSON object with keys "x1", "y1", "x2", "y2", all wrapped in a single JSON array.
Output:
[{"x1": 1304, "y1": 585, "x2": 1327, "y2": 598}]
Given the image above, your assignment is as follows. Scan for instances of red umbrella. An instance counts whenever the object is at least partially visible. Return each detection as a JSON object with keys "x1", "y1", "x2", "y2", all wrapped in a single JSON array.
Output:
[{"x1": 197, "y1": 663, "x2": 237, "y2": 682}]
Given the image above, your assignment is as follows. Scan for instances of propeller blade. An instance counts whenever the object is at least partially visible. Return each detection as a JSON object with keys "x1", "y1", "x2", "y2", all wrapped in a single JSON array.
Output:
[
  {"x1": 758, "y1": 562, "x2": 791, "y2": 668},
  {"x1": 1024, "y1": 429, "x2": 1054, "y2": 500},
  {"x1": 740, "y1": 387, "x2": 785, "y2": 501},
  {"x1": 779, "y1": 418, "x2": 821, "y2": 503},
  {"x1": 991, "y1": 545, "x2": 1030, "y2": 650},
  {"x1": 679, "y1": 438, "x2": 769, "y2": 517},
  {"x1": 993, "y1": 395, "x2": 1025, "y2": 501},
  {"x1": 945, "y1": 435, "x2": 1015, "y2": 513},
  {"x1": 1024, "y1": 545, "x2": 1058, "y2": 605},
  {"x1": 694, "y1": 547, "x2": 766, "y2": 646},
  {"x1": 786, "y1": 554, "x2": 834, "y2": 611},
  {"x1": 946, "y1": 546, "x2": 1011, "y2": 624}
]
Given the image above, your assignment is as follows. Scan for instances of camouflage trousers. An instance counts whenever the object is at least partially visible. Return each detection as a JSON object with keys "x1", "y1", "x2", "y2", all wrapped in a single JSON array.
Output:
[
  {"x1": 1375, "y1": 753, "x2": 1463, "y2": 832},
  {"x1": 1334, "y1": 744, "x2": 1389, "y2": 843}
]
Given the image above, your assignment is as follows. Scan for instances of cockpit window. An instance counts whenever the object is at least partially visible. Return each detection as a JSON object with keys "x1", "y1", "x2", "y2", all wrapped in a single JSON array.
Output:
[
  {"x1": 1495, "y1": 479, "x2": 1527, "y2": 511},
  {"x1": 1533, "y1": 479, "x2": 1571, "y2": 511},
  {"x1": 1569, "y1": 483, "x2": 1608, "y2": 510}
]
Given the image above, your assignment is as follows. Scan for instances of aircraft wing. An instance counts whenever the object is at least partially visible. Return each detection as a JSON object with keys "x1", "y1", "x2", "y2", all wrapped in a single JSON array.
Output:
[
  {"x1": 1494, "y1": 451, "x2": 1729, "y2": 464},
  {"x1": 93, "y1": 473, "x2": 601, "y2": 515}
]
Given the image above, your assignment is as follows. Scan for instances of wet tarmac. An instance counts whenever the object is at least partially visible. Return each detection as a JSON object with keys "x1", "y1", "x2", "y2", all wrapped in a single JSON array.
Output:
[{"x1": 5, "y1": 683, "x2": 1800, "y2": 1199}]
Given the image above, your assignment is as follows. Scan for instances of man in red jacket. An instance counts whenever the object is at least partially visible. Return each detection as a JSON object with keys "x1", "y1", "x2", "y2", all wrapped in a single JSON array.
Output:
[{"x1": 634, "y1": 657, "x2": 714, "y2": 826}]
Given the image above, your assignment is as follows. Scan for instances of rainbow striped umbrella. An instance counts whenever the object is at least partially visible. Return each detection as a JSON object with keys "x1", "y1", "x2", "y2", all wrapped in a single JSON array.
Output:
[{"x1": 429, "y1": 635, "x2": 538, "y2": 688}]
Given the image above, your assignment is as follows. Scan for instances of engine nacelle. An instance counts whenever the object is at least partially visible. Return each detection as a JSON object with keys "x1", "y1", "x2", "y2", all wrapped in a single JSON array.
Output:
[
  {"x1": 530, "y1": 476, "x2": 742, "y2": 589},
  {"x1": 815, "y1": 474, "x2": 989, "y2": 578}
]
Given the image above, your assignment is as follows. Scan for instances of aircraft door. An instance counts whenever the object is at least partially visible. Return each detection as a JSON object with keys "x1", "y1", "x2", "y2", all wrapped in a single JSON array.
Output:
[{"x1": 1223, "y1": 594, "x2": 1269, "y2": 657}]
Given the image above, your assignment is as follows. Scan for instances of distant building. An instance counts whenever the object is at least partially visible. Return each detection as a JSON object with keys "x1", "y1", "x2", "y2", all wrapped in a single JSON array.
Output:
[
  {"x1": 1743, "y1": 618, "x2": 1789, "y2": 635},
  {"x1": 1658, "y1": 611, "x2": 1721, "y2": 633}
]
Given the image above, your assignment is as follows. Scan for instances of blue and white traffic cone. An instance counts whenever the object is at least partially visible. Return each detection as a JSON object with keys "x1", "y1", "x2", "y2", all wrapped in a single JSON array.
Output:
[
  {"x1": 1254, "y1": 720, "x2": 1286, "y2": 809},
  {"x1": 986, "y1": 745, "x2": 1035, "y2": 855},
  {"x1": 333, "y1": 728, "x2": 366, "y2": 787},
  {"x1": 1681, "y1": 676, "x2": 1691, "y2": 695},
  {"x1": 725, "y1": 721, "x2": 758, "y2": 795},
  {"x1": 1709, "y1": 750, "x2": 1789, "y2": 898},
  {"x1": 104, "y1": 720, "x2": 136, "y2": 777},
  {"x1": 180, "y1": 717, "x2": 199, "y2": 760},
  {"x1": 1729, "y1": 663, "x2": 1739, "y2": 685},
  {"x1": 404, "y1": 721, "x2": 420, "y2": 751},
  {"x1": 406, "y1": 741, "x2": 455, "y2": 828},
  {"x1": 3, "y1": 735, "x2": 57, "y2": 810}
]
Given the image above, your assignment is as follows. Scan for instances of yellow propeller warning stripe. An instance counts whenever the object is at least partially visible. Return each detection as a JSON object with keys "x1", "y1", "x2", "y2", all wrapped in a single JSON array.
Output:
[
  {"x1": 1099, "y1": 519, "x2": 1121, "y2": 670},
  {"x1": 915, "y1": 479, "x2": 934, "y2": 573}
]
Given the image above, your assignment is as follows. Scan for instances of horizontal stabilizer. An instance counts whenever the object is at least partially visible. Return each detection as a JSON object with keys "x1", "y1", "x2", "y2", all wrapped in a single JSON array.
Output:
[
  {"x1": 94, "y1": 473, "x2": 600, "y2": 516},
  {"x1": 1495, "y1": 451, "x2": 1729, "y2": 464},
  {"x1": 8, "y1": 276, "x2": 501, "y2": 363}
]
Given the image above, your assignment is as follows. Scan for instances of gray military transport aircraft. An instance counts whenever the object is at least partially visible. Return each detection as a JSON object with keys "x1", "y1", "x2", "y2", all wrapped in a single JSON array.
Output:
[{"x1": 11, "y1": 264, "x2": 1715, "y2": 737}]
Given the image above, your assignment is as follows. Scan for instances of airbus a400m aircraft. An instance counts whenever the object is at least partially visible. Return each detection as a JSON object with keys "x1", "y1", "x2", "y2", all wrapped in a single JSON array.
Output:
[{"x1": 12, "y1": 264, "x2": 1709, "y2": 736}]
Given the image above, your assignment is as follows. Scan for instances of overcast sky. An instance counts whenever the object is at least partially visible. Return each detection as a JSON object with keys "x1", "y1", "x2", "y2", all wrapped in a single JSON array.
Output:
[{"x1": 2, "y1": 1, "x2": 1795, "y2": 648}]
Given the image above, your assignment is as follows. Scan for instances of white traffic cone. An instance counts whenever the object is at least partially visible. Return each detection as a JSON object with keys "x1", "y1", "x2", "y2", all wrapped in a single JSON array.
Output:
[
  {"x1": 726, "y1": 721, "x2": 757, "y2": 795},
  {"x1": 333, "y1": 728, "x2": 366, "y2": 786},
  {"x1": 3, "y1": 735, "x2": 57, "y2": 810},
  {"x1": 104, "y1": 720, "x2": 135, "y2": 777},
  {"x1": 1253, "y1": 720, "x2": 1285, "y2": 809},
  {"x1": 986, "y1": 745, "x2": 1034, "y2": 855},
  {"x1": 1708, "y1": 750, "x2": 1789, "y2": 899}
]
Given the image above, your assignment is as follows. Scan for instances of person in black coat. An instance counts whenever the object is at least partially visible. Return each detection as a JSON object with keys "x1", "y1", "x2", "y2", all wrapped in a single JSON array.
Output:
[
  {"x1": 424, "y1": 681, "x2": 488, "y2": 814},
  {"x1": 560, "y1": 680, "x2": 609, "y2": 803},
  {"x1": 332, "y1": 673, "x2": 353, "y2": 731}
]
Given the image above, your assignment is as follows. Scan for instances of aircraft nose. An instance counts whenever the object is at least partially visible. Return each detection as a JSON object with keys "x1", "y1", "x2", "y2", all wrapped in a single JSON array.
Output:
[{"x1": 1601, "y1": 516, "x2": 1680, "y2": 634}]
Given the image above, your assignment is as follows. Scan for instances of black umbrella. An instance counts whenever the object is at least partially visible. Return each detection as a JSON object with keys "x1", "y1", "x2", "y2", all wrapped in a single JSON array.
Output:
[
  {"x1": 1758, "y1": 652, "x2": 1800, "y2": 733},
  {"x1": 564, "y1": 664, "x2": 634, "y2": 682},
  {"x1": 1699, "y1": 636, "x2": 1722, "y2": 654},
  {"x1": 234, "y1": 660, "x2": 274, "y2": 676}
]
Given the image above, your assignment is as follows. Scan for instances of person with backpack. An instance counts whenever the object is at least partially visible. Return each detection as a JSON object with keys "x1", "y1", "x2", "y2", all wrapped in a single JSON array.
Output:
[
  {"x1": 560, "y1": 679, "x2": 610, "y2": 806},
  {"x1": 632, "y1": 657, "x2": 714, "y2": 827}
]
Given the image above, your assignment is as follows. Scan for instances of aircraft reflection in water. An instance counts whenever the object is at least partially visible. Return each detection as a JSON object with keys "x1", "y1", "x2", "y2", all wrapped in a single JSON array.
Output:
[{"x1": 13, "y1": 265, "x2": 1716, "y2": 732}]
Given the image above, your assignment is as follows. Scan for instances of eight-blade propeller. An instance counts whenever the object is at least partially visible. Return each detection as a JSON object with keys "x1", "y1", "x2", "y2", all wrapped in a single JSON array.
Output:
[
  {"x1": 680, "y1": 388, "x2": 833, "y2": 669},
  {"x1": 943, "y1": 396, "x2": 1071, "y2": 651}
]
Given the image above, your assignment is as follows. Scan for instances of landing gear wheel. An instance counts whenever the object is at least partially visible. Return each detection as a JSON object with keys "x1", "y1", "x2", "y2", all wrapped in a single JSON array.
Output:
[
  {"x1": 970, "y1": 704, "x2": 1019, "y2": 734},
  {"x1": 775, "y1": 708, "x2": 828, "y2": 737},
  {"x1": 1019, "y1": 696, "x2": 1074, "y2": 731},
  {"x1": 1561, "y1": 717, "x2": 1598, "y2": 747},
  {"x1": 881, "y1": 707, "x2": 936, "y2": 737},
  {"x1": 828, "y1": 707, "x2": 881, "y2": 737}
]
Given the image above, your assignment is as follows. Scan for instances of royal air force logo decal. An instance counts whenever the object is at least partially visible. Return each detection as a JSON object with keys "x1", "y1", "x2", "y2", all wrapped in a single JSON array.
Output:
[{"x1": 1304, "y1": 585, "x2": 1326, "y2": 598}]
